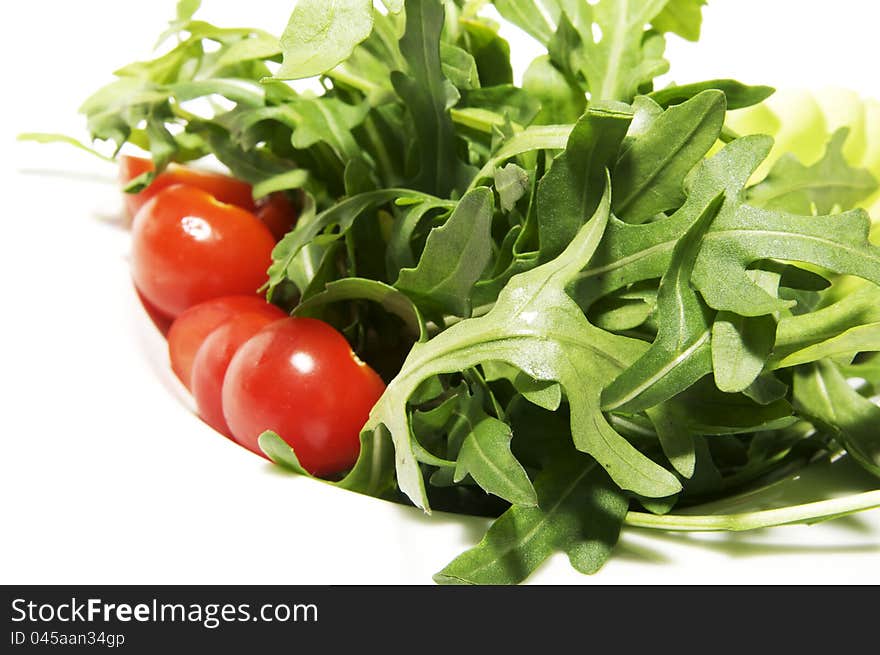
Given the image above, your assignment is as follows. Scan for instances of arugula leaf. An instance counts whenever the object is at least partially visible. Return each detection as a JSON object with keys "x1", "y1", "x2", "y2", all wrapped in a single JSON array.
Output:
[
  {"x1": 646, "y1": 405, "x2": 695, "y2": 478},
  {"x1": 537, "y1": 102, "x2": 633, "y2": 260},
  {"x1": 435, "y1": 455, "x2": 628, "y2": 585},
  {"x1": 612, "y1": 89, "x2": 726, "y2": 224},
  {"x1": 493, "y1": 163, "x2": 531, "y2": 212},
  {"x1": 364, "y1": 181, "x2": 682, "y2": 511},
  {"x1": 275, "y1": 0, "x2": 377, "y2": 80},
  {"x1": 600, "y1": 192, "x2": 722, "y2": 414},
  {"x1": 395, "y1": 187, "x2": 495, "y2": 319},
  {"x1": 648, "y1": 79, "x2": 774, "y2": 110},
  {"x1": 747, "y1": 128, "x2": 878, "y2": 214},
  {"x1": 391, "y1": 0, "x2": 475, "y2": 196},
  {"x1": 667, "y1": 379, "x2": 797, "y2": 436},
  {"x1": 259, "y1": 427, "x2": 396, "y2": 497},
  {"x1": 692, "y1": 204, "x2": 880, "y2": 317},
  {"x1": 16, "y1": 133, "x2": 115, "y2": 162},
  {"x1": 294, "y1": 278, "x2": 426, "y2": 340},
  {"x1": 522, "y1": 55, "x2": 586, "y2": 125},
  {"x1": 574, "y1": 135, "x2": 773, "y2": 308},
  {"x1": 441, "y1": 43, "x2": 481, "y2": 90},
  {"x1": 650, "y1": 0, "x2": 705, "y2": 41},
  {"x1": 451, "y1": 395, "x2": 538, "y2": 507},
  {"x1": 573, "y1": 0, "x2": 672, "y2": 102},
  {"x1": 773, "y1": 284, "x2": 880, "y2": 368},
  {"x1": 793, "y1": 362, "x2": 880, "y2": 477},
  {"x1": 268, "y1": 189, "x2": 440, "y2": 298},
  {"x1": 493, "y1": 0, "x2": 560, "y2": 45},
  {"x1": 711, "y1": 270, "x2": 779, "y2": 393}
]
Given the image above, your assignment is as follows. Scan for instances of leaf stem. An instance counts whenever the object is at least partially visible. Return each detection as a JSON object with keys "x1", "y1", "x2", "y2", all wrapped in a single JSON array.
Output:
[{"x1": 624, "y1": 489, "x2": 880, "y2": 531}]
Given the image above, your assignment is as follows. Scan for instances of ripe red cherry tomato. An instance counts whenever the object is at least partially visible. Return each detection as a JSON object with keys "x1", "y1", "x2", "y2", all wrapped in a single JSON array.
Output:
[
  {"x1": 168, "y1": 296, "x2": 287, "y2": 389},
  {"x1": 120, "y1": 156, "x2": 299, "y2": 238},
  {"x1": 222, "y1": 318, "x2": 386, "y2": 477},
  {"x1": 119, "y1": 155, "x2": 256, "y2": 219},
  {"x1": 131, "y1": 185, "x2": 276, "y2": 318},
  {"x1": 255, "y1": 192, "x2": 299, "y2": 241},
  {"x1": 191, "y1": 313, "x2": 284, "y2": 437}
]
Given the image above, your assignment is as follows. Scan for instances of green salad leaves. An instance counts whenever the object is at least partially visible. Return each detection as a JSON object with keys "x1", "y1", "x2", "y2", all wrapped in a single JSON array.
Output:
[{"x1": 34, "y1": 0, "x2": 880, "y2": 584}]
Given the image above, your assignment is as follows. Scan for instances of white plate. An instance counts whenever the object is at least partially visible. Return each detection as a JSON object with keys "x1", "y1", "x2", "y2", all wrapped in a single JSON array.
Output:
[{"x1": 2, "y1": 0, "x2": 878, "y2": 585}]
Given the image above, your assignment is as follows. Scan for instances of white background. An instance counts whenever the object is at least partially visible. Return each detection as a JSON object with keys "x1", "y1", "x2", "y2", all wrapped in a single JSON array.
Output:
[{"x1": 1, "y1": 1, "x2": 878, "y2": 585}]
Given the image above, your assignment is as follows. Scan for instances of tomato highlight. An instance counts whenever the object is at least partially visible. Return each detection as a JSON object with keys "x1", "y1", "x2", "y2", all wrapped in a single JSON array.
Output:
[
  {"x1": 131, "y1": 185, "x2": 276, "y2": 318},
  {"x1": 222, "y1": 318, "x2": 386, "y2": 477}
]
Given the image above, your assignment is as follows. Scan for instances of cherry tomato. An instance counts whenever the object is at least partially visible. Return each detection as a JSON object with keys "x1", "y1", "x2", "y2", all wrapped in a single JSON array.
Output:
[
  {"x1": 168, "y1": 296, "x2": 287, "y2": 389},
  {"x1": 131, "y1": 185, "x2": 276, "y2": 318},
  {"x1": 255, "y1": 192, "x2": 299, "y2": 241},
  {"x1": 222, "y1": 318, "x2": 386, "y2": 477},
  {"x1": 119, "y1": 155, "x2": 256, "y2": 219},
  {"x1": 191, "y1": 313, "x2": 284, "y2": 436}
]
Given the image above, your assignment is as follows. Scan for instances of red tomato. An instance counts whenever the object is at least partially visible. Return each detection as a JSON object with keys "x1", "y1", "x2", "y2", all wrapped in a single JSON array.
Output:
[
  {"x1": 191, "y1": 313, "x2": 284, "y2": 436},
  {"x1": 222, "y1": 318, "x2": 386, "y2": 477},
  {"x1": 131, "y1": 185, "x2": 276, "y2": 318},
  {"x1": 255, "y1": 192, "x2": 299, "y2": 241},
  {"x1": 119, "y1": 156, "x2": 256, "y2": 219},
  {"x1": 168, "y1": 296, "x2": 287, "y2": 389}
]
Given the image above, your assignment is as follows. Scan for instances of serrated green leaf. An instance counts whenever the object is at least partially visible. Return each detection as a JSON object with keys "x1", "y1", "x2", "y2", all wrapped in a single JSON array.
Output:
[
  {"x1": 675, "y1": 382, "x2": 797, "y2": 435},
  {"x1": 16, "y1": 133, "x2": 115, "y2": 162},
  {"x1": 453, "y1": 408, "x2": 538, "y2": 507},
  {"x1": 574, "y1": 135, "x2": 773, "y2": 308},
  {"x1": 391, "y1": 0, "x2": 475, "y2": 196},
  {"x1": 252, "y1": 169, "x2": 309, "y2": 199},
  {"x1": 613, "y1": 90, "x2": 726, "y2": 224},
  {"x1": 365, "y1": 181, "x2": 682, "y2": 511},
  {"x1": 268, "y1": 188, "x2": 435, "y2": 296},
  {"x1": 522, "y1": 55, "x2": 586, "y2": 125},
  {"x1": 773, "y1": 284, "x2": 880, "y2": 368},
  {"x1": 747, "y1": 129, "x2": 878, "y2": 214},
  {"x1": 275, "y1": 0, "x2": 375, "y2": 80},
  {"x1": 459, "y1": 17, "x2": 514, "y2": 87},
  {"x1": 435, "y1": 455, "x2": 627, "y2": 584},
  {"x1": 395, "y1": 187, "x2": 495, "y2": 319},
  {"x1": 693, "y1": 204, "x2": 880, "y2": 317},
  {"x1": 469, "y1": 124, "x2": 572, "y2": 189},
  {"x1": 650, "y1": 0, "x2": 705, "y2": 41},
  {"x1": 773, "y1": 323, "x2": 880, "y2": 370},
  {"x1": 793, "y1": 362, "x2": 880, "y2": 477},
  {"x1": 574, "y1": 0, "x2": 672, "y2": 102},
  {"x1": 440, "y1": 42, "x2": 480, "y2": 90},
  {"x1": 601, "y1": 192, "x2": 722, "y2": 414},
  {"x1": 537, "y1": 102, "x2": 633, "y2": 259},
  {"x1": 481, "y1": 361, "x2": 563, "y2": 411}
]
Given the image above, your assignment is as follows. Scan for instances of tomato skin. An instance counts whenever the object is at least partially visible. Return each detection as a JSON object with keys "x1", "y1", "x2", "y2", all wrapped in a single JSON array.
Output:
[
  {"x1": 191, "y1": 313, "x2": 284, "y2": 436},
  {"x1": 168, "y1": 295, "x2": 287, "y2": 389},
  {"x1": 131, "y1": 185, "x2": 276, "y2": 318},
  {"x1": 222, "y1": 318, "x2": 386, "y2": 476},
  {"x1": 255, "y1": 192, "x2": 299, "y2": 241},
  {"x1": 120, "y1": 156, "x2": 256, "y2": 219}
]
